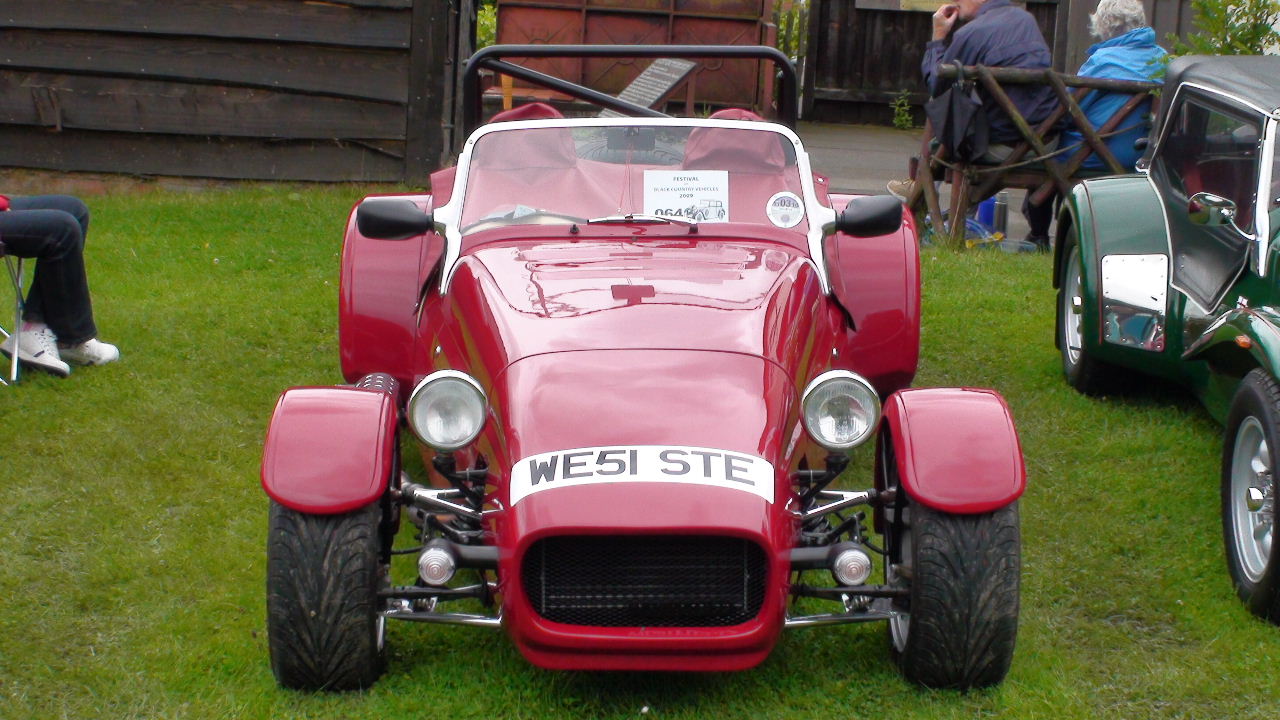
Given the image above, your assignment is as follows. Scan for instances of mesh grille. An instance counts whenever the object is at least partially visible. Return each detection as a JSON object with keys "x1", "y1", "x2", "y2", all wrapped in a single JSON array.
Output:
[{"x1": 521, "y1": 535, "x2": 767, "y2": 627}]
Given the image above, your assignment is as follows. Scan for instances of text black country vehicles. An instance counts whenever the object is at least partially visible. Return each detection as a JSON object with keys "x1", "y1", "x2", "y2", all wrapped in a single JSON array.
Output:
[
  {"x1": 1054, "y1": 55, "x2": 1280, "y2": 621},
  {"x1": 261, "y1": 45, "x2": 1026, "y2": 691}
]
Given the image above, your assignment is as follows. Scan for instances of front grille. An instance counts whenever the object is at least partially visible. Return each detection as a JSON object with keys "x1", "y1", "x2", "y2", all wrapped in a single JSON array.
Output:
[{"x1": 521, "y1": 535, "x2": 767, "y2": 627}]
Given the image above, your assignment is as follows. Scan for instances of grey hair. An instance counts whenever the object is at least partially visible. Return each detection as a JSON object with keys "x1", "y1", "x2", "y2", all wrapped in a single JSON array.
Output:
[{"x1": 1089, "y1": 0, "x2": 1148, "y2": 40}]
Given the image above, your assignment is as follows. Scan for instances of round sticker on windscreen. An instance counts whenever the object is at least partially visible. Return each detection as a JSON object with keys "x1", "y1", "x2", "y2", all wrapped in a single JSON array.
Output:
[{"x1": 766, "y1": 192, "x2": 804, "y2": 228}]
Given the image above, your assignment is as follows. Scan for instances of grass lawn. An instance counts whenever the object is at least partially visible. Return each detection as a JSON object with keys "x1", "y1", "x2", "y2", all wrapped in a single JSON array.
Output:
[{"x1": 1, "y1": 186, "x2": 1277, "y2": 718}]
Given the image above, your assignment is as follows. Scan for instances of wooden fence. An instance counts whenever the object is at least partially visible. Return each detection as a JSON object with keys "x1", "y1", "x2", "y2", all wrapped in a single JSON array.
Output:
[{"x1": 0, "y1": 0, "x2": 473, "y2": 183}]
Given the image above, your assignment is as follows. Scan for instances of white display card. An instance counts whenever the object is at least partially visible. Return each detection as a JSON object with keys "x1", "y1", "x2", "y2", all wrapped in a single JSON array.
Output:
[{"x1": 642, "y1": 170, "x2": 729, "y2": 222}]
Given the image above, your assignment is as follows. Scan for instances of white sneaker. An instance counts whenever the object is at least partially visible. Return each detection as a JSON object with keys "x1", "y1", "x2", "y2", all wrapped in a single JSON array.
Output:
[
  {"x1": 59, "y1": 338, "x2": 120, "y2": 366},
  {"x1": 0, "y1": 326, "x2": 71, "y2": 377}
]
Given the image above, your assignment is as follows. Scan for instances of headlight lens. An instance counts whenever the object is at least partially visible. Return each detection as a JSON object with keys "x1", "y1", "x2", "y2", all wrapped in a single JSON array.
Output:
[
  {"x1": 407, "y1": 371, "x2": 487, "y2": 451},
  {"x1": 801, "y1": 371, "x2": 880, "y2": 451}
]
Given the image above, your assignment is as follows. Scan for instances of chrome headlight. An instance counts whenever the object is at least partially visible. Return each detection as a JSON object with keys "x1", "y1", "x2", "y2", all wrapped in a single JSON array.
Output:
[
  {"x1": 407, "y1": 370, "x2": 487, "y2": 452},
  {"x1": 801, "y1": 371, "x2": 880, "y2": 451}
]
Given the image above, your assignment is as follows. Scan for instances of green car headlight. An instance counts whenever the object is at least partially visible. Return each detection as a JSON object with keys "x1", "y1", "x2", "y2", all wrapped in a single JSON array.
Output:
[
  {"x1": 801, "y1": 371, "x2": 881, "y2": 451},
  {"x1": 407, "y1": 370, "x2": 487, "y2": 452}
]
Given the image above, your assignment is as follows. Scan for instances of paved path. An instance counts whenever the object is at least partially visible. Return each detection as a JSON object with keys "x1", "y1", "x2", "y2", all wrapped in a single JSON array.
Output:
[
  {"x1": 798, "y1": 122, "x2": 917, "y2": 194},
  {"x1": 797, "y1": 121, "x2": 1033, "y2": 241}
]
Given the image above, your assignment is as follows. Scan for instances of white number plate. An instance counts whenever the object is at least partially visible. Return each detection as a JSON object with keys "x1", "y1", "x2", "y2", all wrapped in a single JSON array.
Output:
[{"x1": 509, "y1": 445, "x2": 774, "y2": 505}]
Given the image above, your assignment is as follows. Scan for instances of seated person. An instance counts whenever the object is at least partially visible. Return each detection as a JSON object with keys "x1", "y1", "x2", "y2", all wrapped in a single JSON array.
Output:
[
  {"x1": 920, "y1": 0, "x2": 1058, "y2": 162},
  {"x1": 888, "y1": 0, "x2": 1058, "y2": 248},
  {"x1": 1024, "y1": 0, "x2": 1167, "y2": 245},
  {"x1": 1060, "y1": 0, "x2": 1167, "y2": 172},
  {"x1": 0, "y1": 194, "x2": 119, "y2": 377},
  {"x1": 888, "y1": 0, "x2": 1057, "y2": 184}
]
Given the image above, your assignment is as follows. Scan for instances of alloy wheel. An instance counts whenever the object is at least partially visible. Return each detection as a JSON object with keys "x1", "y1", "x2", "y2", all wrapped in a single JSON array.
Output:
[
  {"x1": 1230, "y1": 416, "x2": 1274, "y2": 583},
  {"x1": 1062, "y1": 249, "x2": 1084, "y2": 366}
]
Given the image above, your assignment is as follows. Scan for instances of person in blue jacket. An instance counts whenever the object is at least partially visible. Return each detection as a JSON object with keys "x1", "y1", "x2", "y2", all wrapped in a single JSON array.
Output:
[
  {"x1": 888, "y1": 0, "x2": 1060, "y2": 244},
  {"x1": 1022, "y1": 0, "x2": 1168, "y2": 244},
  {"x1": 1062, "y1": 0, "x2": 1167, "y2": 172},
  {"x1": 920, "y1": 0, "x2": 1058, "y2": 152}
]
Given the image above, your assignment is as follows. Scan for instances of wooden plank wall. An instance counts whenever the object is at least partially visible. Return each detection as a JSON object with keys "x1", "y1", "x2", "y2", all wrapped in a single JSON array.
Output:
[
  {"x1": 804, "y1": 0, "x2": 932, "y2": 124},
  {"x1": 804, "y1": 0, "x2": 1194, "y2": 125},
  {"x1": 442, "y1": 0, "x2": 476, "y2": 160},
  {"x1": 0, "y1": 0, "x2": 462, "y2": 183}
]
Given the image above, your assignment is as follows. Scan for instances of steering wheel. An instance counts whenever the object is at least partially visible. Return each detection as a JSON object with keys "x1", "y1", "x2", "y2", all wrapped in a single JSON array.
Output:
[{"x1": 461, "y1": 210, "x2": 589, "y2": 234}]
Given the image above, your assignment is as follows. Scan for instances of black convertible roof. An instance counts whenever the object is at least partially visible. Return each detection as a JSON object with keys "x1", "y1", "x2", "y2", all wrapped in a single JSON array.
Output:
[{"x1": 1165, "y1": 55, "x2": 1280, "y2": 115}]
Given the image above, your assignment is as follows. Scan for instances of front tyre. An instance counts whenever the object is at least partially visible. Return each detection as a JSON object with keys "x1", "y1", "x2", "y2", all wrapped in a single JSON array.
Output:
[
  {"x1": 887, "y1": 498, "x2": 1020, "y2": 689},
  {"x1": 1222, "y1": 369, "x2": 1280, "y2": 622},
  {"x1": 1058, "y1": 243, "x2": 1112, "y2": 395},
  {"x1": 267, "y1": 501, "x2": 388, "y2": 690}
]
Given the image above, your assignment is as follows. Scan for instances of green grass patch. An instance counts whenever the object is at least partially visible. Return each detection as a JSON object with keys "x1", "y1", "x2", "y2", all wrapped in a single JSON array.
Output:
[{"x1": 2, "y1": 189, "x2": 1277, "y2": 718}]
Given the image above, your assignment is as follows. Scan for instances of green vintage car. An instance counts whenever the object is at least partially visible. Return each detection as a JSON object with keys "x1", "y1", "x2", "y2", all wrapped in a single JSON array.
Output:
[{"x1": 1055, "y1": 55, "x2": 1280, "y2": 621}]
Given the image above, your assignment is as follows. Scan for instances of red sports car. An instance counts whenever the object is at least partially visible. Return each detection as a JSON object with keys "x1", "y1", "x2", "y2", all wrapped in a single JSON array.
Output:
[{"x1": 260, "y1": 46, "x2": 1025, "y2": 691}]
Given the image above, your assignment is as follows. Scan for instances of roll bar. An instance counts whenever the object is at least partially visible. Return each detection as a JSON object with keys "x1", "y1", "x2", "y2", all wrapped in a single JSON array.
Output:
[{"x1": 460, "y1": 44, "x2": 798, "y2": 139}]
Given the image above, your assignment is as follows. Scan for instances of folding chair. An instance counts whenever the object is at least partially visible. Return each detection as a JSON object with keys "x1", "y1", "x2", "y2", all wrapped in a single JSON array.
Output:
[{"x1": 0, "y1": 239, "x2": 24, "y2": 384}]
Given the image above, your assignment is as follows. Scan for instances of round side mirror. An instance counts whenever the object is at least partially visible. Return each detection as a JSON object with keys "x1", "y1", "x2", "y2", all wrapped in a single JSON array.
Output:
[
  {"x1": 834, "y1": 195, "x2": 903, "y2": 238},
  {"x1": 356, "y1": 198, "x2": 435, "y2": 240}
]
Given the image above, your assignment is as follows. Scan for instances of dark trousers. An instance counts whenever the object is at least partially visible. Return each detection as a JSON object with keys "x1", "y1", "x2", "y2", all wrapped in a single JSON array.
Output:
[
  {"x1": 1023, "y1": 193, "x2": 1054, "y2": 241},
  {"x1": 0, "y1": 195, "x2": 96, "y2": 345}
]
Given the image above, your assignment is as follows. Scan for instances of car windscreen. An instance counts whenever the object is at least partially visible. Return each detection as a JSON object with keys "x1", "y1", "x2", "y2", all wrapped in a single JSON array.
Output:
[{"x1": 458, "y1": 125, "x2": 809, "y2": 236}]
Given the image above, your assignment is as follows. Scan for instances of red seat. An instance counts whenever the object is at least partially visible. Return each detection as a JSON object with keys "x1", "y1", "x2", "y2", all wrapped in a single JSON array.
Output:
[{"x1": 683, "y1": 116, "x2": 805, "y2": 229}]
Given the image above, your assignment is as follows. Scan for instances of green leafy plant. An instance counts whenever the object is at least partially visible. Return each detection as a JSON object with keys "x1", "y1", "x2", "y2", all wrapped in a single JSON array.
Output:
[
  {"x1": 772, "y1": 0, "x2": 809, "y2": 65},
  {"x1": 1171, "y1": 0, "x2": 1280, "y2": 55},
  {"x1": 476, "y1": 1, "x2": 497, "y2": 49},
  {"x1": 891, "y1": 89, "x2": 915, "y2": 130}
]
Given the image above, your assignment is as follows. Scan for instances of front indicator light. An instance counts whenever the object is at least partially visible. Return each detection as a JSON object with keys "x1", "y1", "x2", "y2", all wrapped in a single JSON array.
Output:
[
  {"x1": 832, "y1": 545, "x2": 873, "y2": 586},
  {"x1": 418, "y1": 543, "x2": 457, "y2": 586}
]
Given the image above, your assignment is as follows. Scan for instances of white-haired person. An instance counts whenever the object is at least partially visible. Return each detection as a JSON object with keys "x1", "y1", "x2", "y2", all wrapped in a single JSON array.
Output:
[
  {"x1": 1024, "y1": 0, "x2": 1168, "y2": 245},
  {"x1": 0, "y1": 194, "x2": 118, "y2": 377}
]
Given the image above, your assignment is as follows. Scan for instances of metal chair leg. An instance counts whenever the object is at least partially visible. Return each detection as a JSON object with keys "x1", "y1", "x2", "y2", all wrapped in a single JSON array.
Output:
[{"x1": 2, "y1": 254, "x2": 23, "y2": 385}]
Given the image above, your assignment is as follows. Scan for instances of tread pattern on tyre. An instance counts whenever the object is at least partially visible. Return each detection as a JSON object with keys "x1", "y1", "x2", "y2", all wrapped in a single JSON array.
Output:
[
  {"x1": 898, "y1": 503, "x2": 1020, "y2": 689},
  {"x1": 267, "y1": 502, "x2": 386, "y2": 691},
  {"x1": 1222, "y1": 368, "x2": 1280, "y2": 623}
]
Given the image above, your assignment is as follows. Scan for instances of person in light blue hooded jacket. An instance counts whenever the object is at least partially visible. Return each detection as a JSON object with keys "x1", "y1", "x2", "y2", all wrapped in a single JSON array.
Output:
[
  {"x1": 1024, "y1": 0, "x2": 1167, "y2": 246},
  {"x1": 1062, "y1": 0, "x2": 1168, "y2": 171}
]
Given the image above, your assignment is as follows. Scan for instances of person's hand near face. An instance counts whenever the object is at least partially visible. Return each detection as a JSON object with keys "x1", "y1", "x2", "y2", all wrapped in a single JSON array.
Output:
[
  {"x1": 933, "y1": 0, "x2": 987, "y2": 41},
  {"x1": 932, "y1": 3, "x2": 960, "y2": 41}
]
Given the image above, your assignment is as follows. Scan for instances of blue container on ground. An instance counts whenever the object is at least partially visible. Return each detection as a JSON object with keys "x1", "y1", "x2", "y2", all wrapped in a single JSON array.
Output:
[{"x1": 976, "y1": 196, "x2": 996, "y2": 231}]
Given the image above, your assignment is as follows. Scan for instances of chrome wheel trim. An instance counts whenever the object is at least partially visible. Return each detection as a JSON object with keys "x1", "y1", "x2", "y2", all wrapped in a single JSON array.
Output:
[
  {"x1": 888, "y1": 596, "x2": 910, "y2": 652},
  {"x1": 888, "y1": 505, "x2": 912, "y2": 652},
  {"x1": 376, "y1": 563, "x2": 392, "y2": 652},
  {"x1": 1062, "y1": 249, "x2": 1084, "y2": 367},
  {"x1": 1231, "y1": 416, "x2": 1274, "y2": 583}
]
